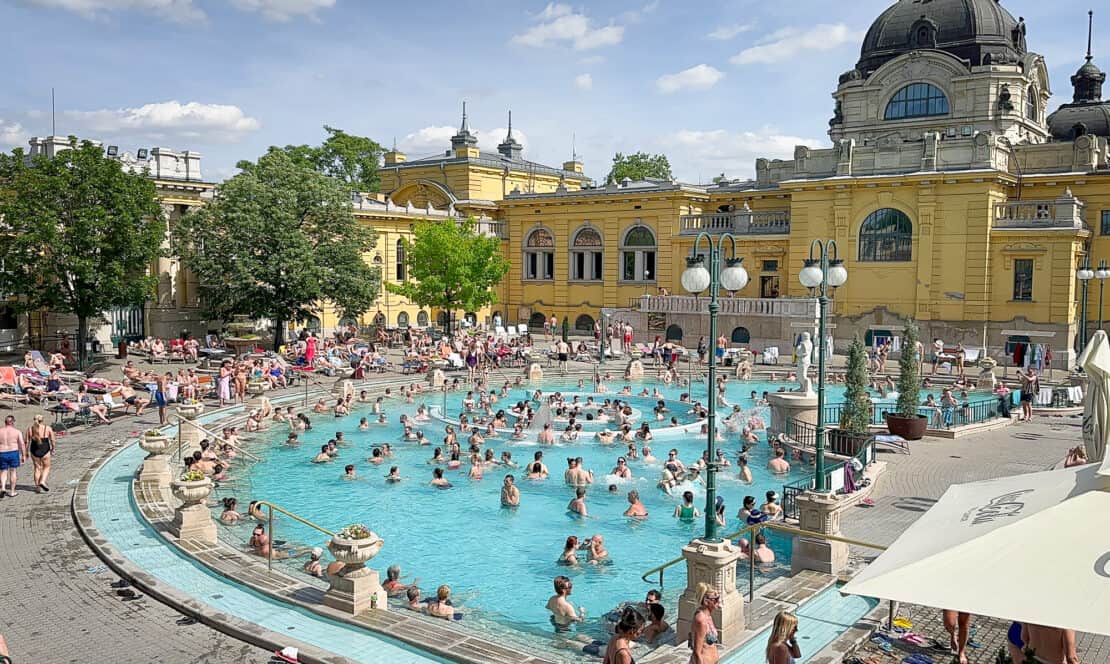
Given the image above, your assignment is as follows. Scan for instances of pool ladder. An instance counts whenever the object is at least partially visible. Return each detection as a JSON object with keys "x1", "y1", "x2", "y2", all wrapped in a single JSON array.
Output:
[{"x1": 252, "y1": 500, "x2": 339, "y2": 572}]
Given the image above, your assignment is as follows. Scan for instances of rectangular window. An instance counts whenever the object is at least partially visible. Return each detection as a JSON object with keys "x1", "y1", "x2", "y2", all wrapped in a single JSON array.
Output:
[
  {"x1": 621, "y1": 251, "x2": 655, "y2": 281},
  {"x1": 396, "y1": 262, "x2": 405, "y2": 281},
  {"x1": 1101, "y1": 210, "x2": 1110, "y2": 235},
  {"x1": 1013, "y1": 259, "x2": 1033, "y2": 301},
  {"x1": 592, "y1": 253, "x2": 603, "y2": 281},
  {"x1": 760, "y1": 275, "x2": 781, "y2": 298},
  {"x1": 573, "y1": 253, "x2": 585, "y2": 280},
  {"x1": 761, "y1": 260, "x2": 778, "y2": 272},
  {"x1": 622, "y1": 252, "x2": 636, "y2": 281},
  {"x1": 526, "y1": 253, "x2": 538, "y2": 280},
  {"x1": 543, "y1": 253, "x2": 554, "y2": 280},
  {"x1": 643, "y1": 251, "x2": 655, "y2": 281}
]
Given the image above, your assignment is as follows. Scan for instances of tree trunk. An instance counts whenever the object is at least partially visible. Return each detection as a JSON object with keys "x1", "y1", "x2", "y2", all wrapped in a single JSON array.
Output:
[
  {"x1": 273, "y1": 317, "x2": 285, "y2": 352},
  {"x1": 76, "y1": 315, "x2": 88, "y2": 371}
]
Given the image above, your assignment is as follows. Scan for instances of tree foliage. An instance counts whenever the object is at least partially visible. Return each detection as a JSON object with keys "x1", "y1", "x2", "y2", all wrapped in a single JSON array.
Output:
[
  {"x1": 386, "y1": 219, "x2": 508, "y2": 329},
  {"x1": 840, "y1": 335, "x2": 872, "y2": 434},
  {"x1": 0, "y1": 138, "x2": 163, "y2": 367},
  {"x1": 279, "y1": 125, "x2": 383, "y2": 193},
  {"x1": 605, "y1": 151, "x2": 674, "y2": 184},
  {"x1": 896, "y1": 320, "x2": 923, "y2": 417},
  {"x1": 171, "y1": 148, "x2": 379, "y2": 349}
]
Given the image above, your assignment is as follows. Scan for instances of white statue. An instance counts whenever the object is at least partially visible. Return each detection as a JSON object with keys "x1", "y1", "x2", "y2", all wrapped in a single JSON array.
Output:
[{"x1": 795, "y1": 332, "x2": 814, "y2": 395}]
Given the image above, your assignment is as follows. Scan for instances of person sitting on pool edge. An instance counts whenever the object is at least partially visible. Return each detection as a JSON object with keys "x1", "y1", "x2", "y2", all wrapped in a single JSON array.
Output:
[{"x1": 641, "y1": 602, "x2": 671, "y2": 645}]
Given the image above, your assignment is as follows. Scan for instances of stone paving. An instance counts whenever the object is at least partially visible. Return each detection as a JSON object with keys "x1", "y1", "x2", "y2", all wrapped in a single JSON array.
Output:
[
  {"x1": 0, "y1": 350, "x2": 1104, "y2": 664},
  {"x1": 839, "y1": 414, "x2": 1110, "y2": 664}
]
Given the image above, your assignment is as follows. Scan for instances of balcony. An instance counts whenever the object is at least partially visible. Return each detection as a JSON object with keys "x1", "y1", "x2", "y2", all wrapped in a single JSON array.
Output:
[
  {"x1": 636, "y1": 295, "x2": 819, "y2": 318},
  {"x1": 993, "y1": 189, "x2": 1086, "y2": 230},
  {"x1": 680, "y1": 205, "x2": 790, "y2": 236},
  {"x1": 470, "y1": 218, "x2": 507, "y2": 239}
]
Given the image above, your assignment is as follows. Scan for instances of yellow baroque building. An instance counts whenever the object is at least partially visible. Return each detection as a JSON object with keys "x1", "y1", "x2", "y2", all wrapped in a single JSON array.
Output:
[{"x1": 370, "y1": 0, "x2": 1110, "y2": 369}]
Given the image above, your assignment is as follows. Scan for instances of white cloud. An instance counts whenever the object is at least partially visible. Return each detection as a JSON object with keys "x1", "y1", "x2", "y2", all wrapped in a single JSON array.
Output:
[
  {"x1": 19, "y1": 0, "x2": 204, "y2": 23},
  {"x1": 397, "y1": 124, "x2": 529, "y2": 156},
  {"x1": 707, "y1": 22, "x2": 754, "y2": 40},
  {"x1": 0, "y1": 120, "x2": 28, "y2": 148},
  {"x1": 63, "y1": 101, "x2": 261, "y2": 143},
  {"x1": 730, "y1": 24, "x2": 864, "y2": 65},
  {"x1": 655, "y1": 64, "x2": 724, "y2": 94},
  {"x1": 229, "y1": 0, "x2": 335, "y2": 22},
  {"x1": 574, "y1": 73, "x2": 593, "y2": 90},
  {"x1": 511, "y1": 3, "x2": 624, "y2": 50},
  {"x1": 658, "y1": 128, "x2": 822, "y2": 181},
  {"x1": 620, "y1": 0, "x2": 658, "y2": 24}
]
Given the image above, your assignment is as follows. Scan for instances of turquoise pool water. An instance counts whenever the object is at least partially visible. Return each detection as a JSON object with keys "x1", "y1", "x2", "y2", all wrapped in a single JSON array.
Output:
[
  {"x1": 227, "y1": 379, "x2": 805, "y2": 643},
  {"x1": 87, "y1": 434, "x2": 449, "y2": 663},
  {"x1": 722, "y1": 585, "x2": 878, "y2": 664}
]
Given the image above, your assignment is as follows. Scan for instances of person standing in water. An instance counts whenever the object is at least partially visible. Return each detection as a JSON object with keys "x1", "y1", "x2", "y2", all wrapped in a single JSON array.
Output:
[{"x1": 500, "y1": 474, "x2": 520, "y2": 507}]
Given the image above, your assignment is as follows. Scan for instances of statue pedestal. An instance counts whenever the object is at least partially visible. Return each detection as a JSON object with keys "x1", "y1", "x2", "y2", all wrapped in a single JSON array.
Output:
[
  {"x1": 527, "y1": 363, "x2": 544, "y2": 382},
  {"x1": 766, "y1": 392, "x2": 818, "y2": 440},
  {"x1": 332, "y1": 379, "x2": 353, "y2": 400},
  {"x1": 171, "y1": 480, "x2": 217, "y2": 544},
  {"x1": 626, "y1": 360, "x2": 644, "y2": 380},
  {"x1": 323, "y1": 569, "x2": 387, "y2": 615},
  {"x1": 676, "y1": 539, "x2": 746, "y2": 647},
  {"x1": 790, "y1": 491, "x2": 849, "y2": 575}
]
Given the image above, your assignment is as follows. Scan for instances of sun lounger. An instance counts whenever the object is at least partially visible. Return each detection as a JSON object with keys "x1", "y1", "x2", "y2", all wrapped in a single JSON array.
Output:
[
  {"x1": 762, "y1": 347, "x2": 780, "y2": 365},
  {"x1": 0, "y1": 366, "x2": 30, "y2": 407}
]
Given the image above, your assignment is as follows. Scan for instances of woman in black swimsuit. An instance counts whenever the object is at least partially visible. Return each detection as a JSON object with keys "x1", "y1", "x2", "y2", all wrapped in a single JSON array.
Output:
[
  {"x1": 603, "y1": 606, "x2": 644, "y2": 664},
  {"x1": 26, "y1": 413, "x2": 55, "y2": 492}
]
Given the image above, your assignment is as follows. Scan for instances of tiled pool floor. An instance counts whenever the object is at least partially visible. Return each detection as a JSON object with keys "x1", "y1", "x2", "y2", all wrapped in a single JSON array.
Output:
[{"x1": 87, "y1": 439, "x2": 450, "y2": 664}]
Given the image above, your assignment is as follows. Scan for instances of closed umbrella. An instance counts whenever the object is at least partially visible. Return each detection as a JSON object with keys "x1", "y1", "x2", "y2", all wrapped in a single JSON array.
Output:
[{"x1": 1078, "y1": 330, "x2": 1110, "y2": 465}]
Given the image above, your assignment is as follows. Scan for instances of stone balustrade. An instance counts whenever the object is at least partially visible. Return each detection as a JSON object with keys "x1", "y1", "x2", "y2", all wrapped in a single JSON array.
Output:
[
  {"x1": 680, "y1": 207, "x2": 790, "y2": 236},
  {"x1": 637, "y1": 295, "x2": 821, "y2": 318},
  {"x1": 993, "y1": 189, "x2": 1086, "y2": 230}
]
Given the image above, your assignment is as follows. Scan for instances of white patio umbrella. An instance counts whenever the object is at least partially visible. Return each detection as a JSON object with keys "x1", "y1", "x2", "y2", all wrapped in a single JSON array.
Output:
[
  {"x1": 841, "y1": 463, "x2": 1110, "y2": 636},
  {"x1": 1078, "y1": 330, "x2": 1110, "y2": 468}
]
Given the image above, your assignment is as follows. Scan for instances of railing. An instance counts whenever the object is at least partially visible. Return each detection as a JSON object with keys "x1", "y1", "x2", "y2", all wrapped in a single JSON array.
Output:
[
  {"x1": 636, "y1": 295, "x2": 819, "y2": 318},
  {"x1": 679, "y1": 209, "x2": 790, "y2": 236},
  {"x1": 639, "y1": 522, "x2": 886, "y2": 601},
  {"x1": 471, "y1": 218, "x2": 507, "y2": 239},
  {"x1": 176, "y1": 416, "x2": 261, "y2": 461},
  {"x1": 782, "y1": 436, "x2": 877, "y2": 521},
  {"x1": 993, "y1": 196, "x2": 1085, "y2": 229},
  {"x1": 252, "y1": 500, "x2": 342, "y2": 572},
  {"x1": 821, "y1": 392, "x2": 1017, "y2": 429}
]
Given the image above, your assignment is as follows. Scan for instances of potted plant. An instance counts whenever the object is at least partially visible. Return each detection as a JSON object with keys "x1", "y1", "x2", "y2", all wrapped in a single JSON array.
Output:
[
  {"x1": 171, "y1": 470, "x2": 213, "y2": 506},
  {"x1": 831, "y1": 335, "x2": 873, "y2": 455},
  {"x1": 176, "y1": 400, "x2": 205, "y2": 419},
  {"x1": 139, "y1": 430, "x2": 172, "y2": 456},
  {"x1": 885, "y1": 320, "x2": 928, "y2": 440},
  {"x1": 327, "y1": 523, "x2": 384, "y2": 578}
]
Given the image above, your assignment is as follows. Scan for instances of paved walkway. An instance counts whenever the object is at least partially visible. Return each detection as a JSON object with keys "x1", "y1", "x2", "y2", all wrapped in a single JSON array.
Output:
[{"x1": 841, "y1": 415, "x2": 1109, "y2": 663}]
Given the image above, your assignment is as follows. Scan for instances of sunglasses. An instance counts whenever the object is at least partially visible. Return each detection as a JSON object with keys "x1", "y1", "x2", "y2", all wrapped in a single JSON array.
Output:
[{"x1": 706, "y1": 595, "x2": 721, "y2": 602}]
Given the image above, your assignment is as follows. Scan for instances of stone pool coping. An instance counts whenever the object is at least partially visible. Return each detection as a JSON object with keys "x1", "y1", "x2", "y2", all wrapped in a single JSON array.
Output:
[{"x1": 74, "y1": 372, "x2": 879, "y2": 664}]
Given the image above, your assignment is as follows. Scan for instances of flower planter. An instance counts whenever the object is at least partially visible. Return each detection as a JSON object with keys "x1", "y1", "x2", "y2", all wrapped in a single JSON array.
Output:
[
  {"x1": 171, "y1": 477, "x2": 213, "y2": 506},
  {"x1": 138, "y1": 434, "x2": 173, "y2": 486},
  {"x1": 324, "y1": 533, "x2": 387, "y2": 614},
  {"x1": 176, "y1": 403, "x2": 205, "y2": 420},
  {"x1": 170, "y1": 477, "x2": 216, "y2": 543},
  {"x1": 827, "y1": 429, "x2": 870, "y2": 456},
  {"x1": 327, "y1": 534, "x2": 384, "y2": 579},
  {"x1": 884, "y1": 413, "x2": 928, "y2": 441},
  {"x1": 139, "y1": 433, "x2": 171, "y2": 455},
  {"x1": 247, "y1": 380, "x2": 266, "y2": 397}
]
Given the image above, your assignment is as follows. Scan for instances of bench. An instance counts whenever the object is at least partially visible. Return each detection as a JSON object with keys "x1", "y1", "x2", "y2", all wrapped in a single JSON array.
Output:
[{"x1": 936, "y1": 347, "x2": 981, "y2": 373}]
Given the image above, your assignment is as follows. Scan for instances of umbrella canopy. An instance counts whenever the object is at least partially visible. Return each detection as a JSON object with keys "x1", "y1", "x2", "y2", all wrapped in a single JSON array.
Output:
[
  {"x1": 1079, "y1": 330, "x2": 1110, "y2": 468},
  {"x1": 841, "y1": 464, "x2": 1110, "y2": 636}
]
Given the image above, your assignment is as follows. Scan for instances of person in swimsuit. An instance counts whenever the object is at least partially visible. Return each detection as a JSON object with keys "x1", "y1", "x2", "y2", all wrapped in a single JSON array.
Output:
[
  {"x1": 546, "y1": 575, "x2": 586, "y2": 631},
  {"x1": 603, "y1": 606, "x2": 644, "y2": 664},
  {"x1": 500, "y1": 474, "x2": 520, "y2": 506},
  {"x1": 765, "y1": 611, "x2": 801, "y2": 664},
  {"x1": 0, "y1": 415, "x2": 27, "y2": 497},
  {"x1": 674, "y1": 491, "x2": 699, "y2": 521},
  {"x1": 26, "y1": 414, "x2": 55, "y2": 492},
  {"x1": 424, "y1": 585, "x2": 457, "y2": 620},
  {"x1": 689, "y1": 582, "x2": 720, "y2": 664}
]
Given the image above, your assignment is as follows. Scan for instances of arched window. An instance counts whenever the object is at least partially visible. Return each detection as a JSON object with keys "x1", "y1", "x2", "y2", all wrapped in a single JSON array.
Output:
[
  {"x1": 884, "y1": 83, "x2": 949, "y2": 120},
  {"x1": 524, "y1": 228, "x2": 555, "y2": 280},
  {"x1": 665, "y1": 324, "x2": 683, "y2": 341},
  {"x1": 464, "y1": 312, "x2": 477, "y2": 327},
  {"x1": 621, "y1": 226, "x2": 656, "y2": 282},
  {"x1": 570, "y1": 226, "x2": 604, "y2": 281},
  {"x1": 731, "y1": 327, "x2": 750, "y2": 344},
  {"x1": 436, "y1": 311, "x2": 448, "y2": 327},
  {"x1": 575, "y1": 314, "x2": 595, "y2": 331},
  {"x1": 528, "y1": 312, "x2": 547, "y2": 329},
  {"x1": 395, "y1": 239, "x2": 406, "y2": 281},
  {"x1": 858, "y1": 209, "x2": 913, "y2": 262},
  {"x1": 397, "y1": 311, "x2": 409, "y2": 327},
  {"x1": 1025, "y1": 86, "x2": 1038, "y2": 121},
  {"x1": 305, "y1": 315, "x2": 321, "y2": 332},
  {"x1": 417, "y1": 310, "x2": 429, "y2": 327}
]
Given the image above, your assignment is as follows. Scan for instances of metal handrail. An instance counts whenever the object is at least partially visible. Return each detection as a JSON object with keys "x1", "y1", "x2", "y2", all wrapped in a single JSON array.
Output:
[
  {"x1": 177, "y1": 416, "x2": 261, "y2": 461},
  {"x1": 640, "y1": 524, "x2": 761, "y2": 586},
  {"x1": 252, "y1": 500, "x2": 338, "y2": 572}
]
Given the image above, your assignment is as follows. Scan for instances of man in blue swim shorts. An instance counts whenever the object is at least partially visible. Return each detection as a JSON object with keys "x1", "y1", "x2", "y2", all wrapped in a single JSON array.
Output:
[{"x1": 0, "y1": 415, "x2": 28, "y2": 497}]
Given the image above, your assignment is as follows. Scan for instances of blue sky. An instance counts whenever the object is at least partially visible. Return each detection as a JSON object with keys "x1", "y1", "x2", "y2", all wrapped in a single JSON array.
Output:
[{"x1": 0, "y1": 0, "x2": 1105, "y2": 183}]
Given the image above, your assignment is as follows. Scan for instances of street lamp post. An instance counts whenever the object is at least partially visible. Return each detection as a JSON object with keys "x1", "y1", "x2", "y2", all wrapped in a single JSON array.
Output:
[
  {"x1": 680, "y1": 233, "x2": 749, "y2": 542},
  {"x1": 797, "y1": 240, "x2": 848, "y2": 493},
  {"x1": 1097, "y1": 260, "x2": 1110, "y2": 333},
  {"x1": 1078, "y1": 258, "x2": 1094, "y2": 351}
]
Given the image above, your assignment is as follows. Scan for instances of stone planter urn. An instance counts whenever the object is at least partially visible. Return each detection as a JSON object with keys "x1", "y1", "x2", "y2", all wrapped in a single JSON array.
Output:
[
  {"x1": 176, "y1": 402, "x2": 205, "y2": 420},
  {"x1": 170, "y1": 477, "x2": 217, "y2": 543},
  {"x1": 247, "y1": 380, "x2": 266, "y2": 397},
  {"x1": 138, "y1": 432, "x2": 173, "y2": 487},
  {"x1": 323, "y1": 532, "x2": 387, "y2": 614}
]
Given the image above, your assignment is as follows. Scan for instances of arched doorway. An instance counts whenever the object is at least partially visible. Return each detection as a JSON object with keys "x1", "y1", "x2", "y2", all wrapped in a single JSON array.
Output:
[
  {"x1": 730, "y1": 327, "x2": 750, "y2": 344},
  {"x1": 665, "y1": 324, "x2": 683, "y2": 341},
  {"x1": 417, "y1": 310, "x2": 429, "y2": 327},
  {"x1": 529, "y1": 312, "x2": 547, "y2": 329},
  {"x1": 864, "y1": 329, "x2": 894, "y2": 347},
  {"x1": 575, "y1": 314, "x2": 595, "y2": 332}
]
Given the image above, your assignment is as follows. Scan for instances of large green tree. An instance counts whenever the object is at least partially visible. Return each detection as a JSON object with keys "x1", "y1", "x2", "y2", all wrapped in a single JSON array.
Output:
[
  {"x1": 605, "y1": 151, "x2": 674, "y2": 184},
  {"x1": 387, "y1": 219, "x2": 509, "y2": 332},
  {"x1": 171, "y1": 148, "x2": 379, "y2": 350},
  {"x1": 280, "y1": 125, "x2": 383, "y2": 193},
  {"x1": 0, "y1": 139, "x2": 163, "y2": 368}
]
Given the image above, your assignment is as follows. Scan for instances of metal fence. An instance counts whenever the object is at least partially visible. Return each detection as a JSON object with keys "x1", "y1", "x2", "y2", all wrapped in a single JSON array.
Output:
[
  {"x1": 782, "y1": 437, "x2": 877, "y2": 521},
  {"x1": 821, "y1": 392, "x2": 1018, "y2": 429}
]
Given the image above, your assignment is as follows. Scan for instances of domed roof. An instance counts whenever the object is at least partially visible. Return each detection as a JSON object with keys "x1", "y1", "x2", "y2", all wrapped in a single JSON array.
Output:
[
  {"x1": 856, "y1": 0, "x2": 1025, "y2": 75},
  {"x1": 1047, "y1": 103, "x2": 1110, "y2": 141}
]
